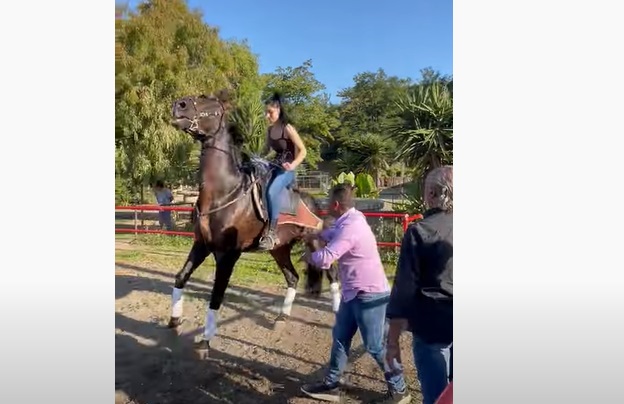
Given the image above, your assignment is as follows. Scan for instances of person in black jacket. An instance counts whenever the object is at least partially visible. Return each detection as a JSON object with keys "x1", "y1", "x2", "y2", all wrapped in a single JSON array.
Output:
[{"x1": 385, "y1": 166, "x2": 453, "y2": 404}]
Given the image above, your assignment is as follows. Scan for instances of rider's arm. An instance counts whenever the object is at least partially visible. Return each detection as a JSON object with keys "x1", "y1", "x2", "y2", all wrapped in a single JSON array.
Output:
[{"x1": 285, "y1": 124, "x2": 307, "y2": 169}]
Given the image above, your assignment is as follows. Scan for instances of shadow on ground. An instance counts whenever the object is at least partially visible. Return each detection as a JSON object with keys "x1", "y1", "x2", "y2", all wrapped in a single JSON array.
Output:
[
  {"x1": 115, "y1": 260, "x2": 416, "y2": 403},
  {"x1": 116, "y1": 312, "x2": 387, "y2": 403}
]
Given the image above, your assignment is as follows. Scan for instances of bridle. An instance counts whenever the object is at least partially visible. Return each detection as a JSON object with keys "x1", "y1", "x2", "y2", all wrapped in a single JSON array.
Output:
[
  {"x1": 180, "y1": 97, "x2": 260, "y2": 217},
  {"x1": 183, "y1": 97, "x2": 226, "y2": 138}
]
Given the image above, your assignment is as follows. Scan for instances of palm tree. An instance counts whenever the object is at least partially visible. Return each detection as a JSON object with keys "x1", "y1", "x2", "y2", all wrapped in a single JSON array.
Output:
[
  {"x1": 389, "y1": 82, "x2": 453, "y2": 173},
  {"x1": 338, "y1": 133, "x2": 390, "y2": 186},
  {"x1": 229, "y1": 95, "x2": 267, "y2": 155},
  {"x1": 335, "y1": 150, "x2": 364, "y2": 174}
]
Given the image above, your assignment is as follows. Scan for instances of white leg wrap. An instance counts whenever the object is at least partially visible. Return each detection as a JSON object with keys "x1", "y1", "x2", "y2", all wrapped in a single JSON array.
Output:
[
  {"x1": 171, "y1": 287, "x2": 184, "y2": 318},
  {"x1": 203, "y1": 308, "x2": 218, "y2": 340},
  {"x1": 330, "y1": 282, "x2": 341, "y2": 313},
  {"x1": 281, "y1": 287, "x2": 297, "y2": 316}
]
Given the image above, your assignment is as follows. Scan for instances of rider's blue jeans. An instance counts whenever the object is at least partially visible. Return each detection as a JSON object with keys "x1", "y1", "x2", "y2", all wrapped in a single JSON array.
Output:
[{"x1": 266, "y1": 168, "x2": 295, "y2": 228}]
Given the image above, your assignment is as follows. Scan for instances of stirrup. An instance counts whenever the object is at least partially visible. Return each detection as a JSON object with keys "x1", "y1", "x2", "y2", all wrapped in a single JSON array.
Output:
[{"x1": 258, "y1": 231, "x2": 279, "y2": 250}]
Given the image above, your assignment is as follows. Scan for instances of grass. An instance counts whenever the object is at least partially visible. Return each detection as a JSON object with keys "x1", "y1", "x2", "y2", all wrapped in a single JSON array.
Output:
[
  {"x1": 116, "y1": 235, "x2": 293, "y2": 286},
  {"x1": 115, "y1": 234, "x2": 399, "y2": 287}
]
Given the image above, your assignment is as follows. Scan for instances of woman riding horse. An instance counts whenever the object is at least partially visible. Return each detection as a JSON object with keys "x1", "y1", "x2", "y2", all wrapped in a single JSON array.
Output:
[
  {"x1": 258, "y1": 93, "x2": 308, "y2": 250},
  {"x1": 167, "y1": 91, "x2": 339, "y2": 356}
]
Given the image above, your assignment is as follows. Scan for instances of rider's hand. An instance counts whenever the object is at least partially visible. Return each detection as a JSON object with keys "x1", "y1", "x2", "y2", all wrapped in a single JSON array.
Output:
[{"x1": 282, "y1": 162, "x2": 294, "y2": 171}]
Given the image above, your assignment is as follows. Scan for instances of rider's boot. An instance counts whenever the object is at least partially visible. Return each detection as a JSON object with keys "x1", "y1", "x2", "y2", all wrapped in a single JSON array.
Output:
[{"x1": 258, "y1": 223, "x2": 279, "y2": 251}]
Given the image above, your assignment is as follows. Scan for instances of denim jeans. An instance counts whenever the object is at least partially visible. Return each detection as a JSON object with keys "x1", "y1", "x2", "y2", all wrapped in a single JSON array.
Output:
[
  {"x1": 266, "y1": 168, "x2": 296, "y2": 227},
  {"x1": 413, "y1": 336, "x2": 453, "y2": 404},
  {"x1": 325, "y1": 292, "x2": 407, "y2": 394},
  {"x1": 158, "y1": 210, "x2": 173, "y2": 230}
]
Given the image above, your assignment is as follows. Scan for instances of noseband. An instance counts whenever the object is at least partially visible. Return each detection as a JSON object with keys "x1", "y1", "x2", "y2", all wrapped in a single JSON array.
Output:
[{"x1": 184, "y1": 98, "x2": 226, "y2": 138}]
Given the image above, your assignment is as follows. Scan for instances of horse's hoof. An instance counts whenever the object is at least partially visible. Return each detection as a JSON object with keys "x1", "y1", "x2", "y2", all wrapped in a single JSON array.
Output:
[
  {"x1": 194, "y1": 339, "x2": 210, "y2": 360},
  {"x1": 167, "y1": 317, "x2": 182, "y2": 329},
  {"x1": 273, "y1": 313, "x2": 288, "y2": 330}
]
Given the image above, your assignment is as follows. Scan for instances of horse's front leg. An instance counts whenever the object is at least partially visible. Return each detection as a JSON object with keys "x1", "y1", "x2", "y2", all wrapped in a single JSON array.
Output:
[
  {"x1": 168, "y1": 241, "x2": 211, "y2": 329},
  {"x1": 167, "y1": 241, "x2": 210, "y2": 329},
  {"x1": 195, "y1": 249, "x2": 241, "y2": 359}
]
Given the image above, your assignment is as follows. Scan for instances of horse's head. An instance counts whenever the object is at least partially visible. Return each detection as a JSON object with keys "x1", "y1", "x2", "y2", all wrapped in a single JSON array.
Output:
[{"x1": 171, "y1": 89, "x2": 231, "y2": 142}]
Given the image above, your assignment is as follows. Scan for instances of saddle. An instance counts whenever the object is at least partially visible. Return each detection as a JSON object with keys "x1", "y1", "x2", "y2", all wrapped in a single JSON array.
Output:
[{"x1": 242, "y1": 156, "x2": 322, "y2": 230}]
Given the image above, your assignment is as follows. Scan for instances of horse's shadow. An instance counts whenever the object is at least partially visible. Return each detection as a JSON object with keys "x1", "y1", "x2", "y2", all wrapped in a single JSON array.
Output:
[
  {"x1": 115, "y1": 312, "x2": 388, "y2": 403},
  {"x1": 116, "y1": 320, "x2": 275, "y2": 403},
  {"x1": 115, "y1": 262, "x2": 335, "y2": 332}
]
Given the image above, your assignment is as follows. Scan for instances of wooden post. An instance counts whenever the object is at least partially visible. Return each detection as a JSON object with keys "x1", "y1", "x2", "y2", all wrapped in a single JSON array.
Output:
[{"x1": 133, "y1": 209, "x2": 138, "y2": 237}]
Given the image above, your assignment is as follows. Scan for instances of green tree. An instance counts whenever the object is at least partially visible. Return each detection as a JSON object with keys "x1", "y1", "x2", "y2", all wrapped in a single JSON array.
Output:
[
  {"x1": 336, "y1": 133, "x2": 391, "y2": 186},
  {"x1": 230, "y1": 94, "x2": 267, "y2": 155},
  {"x1": 331, "y1": 69, "x2": 410, "y2": 181},
  {"x1": 336, "y1": 69, "x2": 411, "y2": 137},
  {"x1": 390, "y1": 80, "x2": 453, "y2": 173},
  {"x1": 415, "y1": 67, "x2": 453, "y2": 87},
  {"x1": 115, "y1": 0, "x2": 262, "y2": 196}
]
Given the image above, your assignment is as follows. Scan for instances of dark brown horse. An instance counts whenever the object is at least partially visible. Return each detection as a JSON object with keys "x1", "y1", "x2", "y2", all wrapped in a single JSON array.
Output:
[{"x1": 167, "y1": 90, "x2": 339, "y2": 355}]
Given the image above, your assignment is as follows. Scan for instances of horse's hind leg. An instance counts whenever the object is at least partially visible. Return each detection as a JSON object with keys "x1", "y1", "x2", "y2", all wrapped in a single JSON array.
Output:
[
  {"x1": 325, "y1": 263, "x2": 341, "y2": 313},
  {"x1": 270, "y1": 243, "x2": 300, "y2": 326},
  {"x1": 167, "y1": 241, "x2": 211, "y2": 329},
  {"x1": 196, "y1": 249, "x2": 241, "y2": 359}
]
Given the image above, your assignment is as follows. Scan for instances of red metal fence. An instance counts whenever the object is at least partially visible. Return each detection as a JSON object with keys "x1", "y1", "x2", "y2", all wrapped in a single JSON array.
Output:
[{"x1": 115, "y1": 205, "x2": 423, "y2": 248}]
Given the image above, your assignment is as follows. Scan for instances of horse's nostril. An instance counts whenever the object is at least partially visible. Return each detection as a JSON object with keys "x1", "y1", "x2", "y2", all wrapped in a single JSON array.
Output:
[{"x1": 179, "y1": 101, "x2": 187, "y2": 109}]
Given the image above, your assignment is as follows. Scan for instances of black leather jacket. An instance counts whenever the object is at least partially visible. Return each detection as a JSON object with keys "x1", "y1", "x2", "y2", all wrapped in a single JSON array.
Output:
[{"x1": 387, "y1": 208, "x2": 453, "y2": 344}]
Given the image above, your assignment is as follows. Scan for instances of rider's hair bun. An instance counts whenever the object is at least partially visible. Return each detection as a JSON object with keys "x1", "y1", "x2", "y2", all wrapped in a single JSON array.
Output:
[{"x1": 271, "y1": 92, "x2": 283, "y2": 104}]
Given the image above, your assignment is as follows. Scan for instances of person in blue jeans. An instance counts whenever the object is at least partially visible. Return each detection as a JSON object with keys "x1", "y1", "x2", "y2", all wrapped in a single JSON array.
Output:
[
  {"x1": 300, "y1": 184, "x2": 410, "y2": 403},
  {"x1": 152, "y1": 180, "x2": 174, "y2": 230},
  {"x1": 258, "y1": 93, "x2": 307, "y2": 250},
  {"x1": 386, "y1": 166, "x2": 453, "y2": 404}
]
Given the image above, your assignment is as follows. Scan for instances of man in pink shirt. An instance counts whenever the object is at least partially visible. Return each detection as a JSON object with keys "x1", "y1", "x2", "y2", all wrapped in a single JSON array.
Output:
[{"x1": 300, "y1": 184, "x2": 410, "y2": 404}]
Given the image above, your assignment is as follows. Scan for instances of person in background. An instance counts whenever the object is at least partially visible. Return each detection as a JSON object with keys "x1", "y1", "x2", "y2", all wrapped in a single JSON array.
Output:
[
  {"x1": 385, "y1": 166, "x2": 453, "y2": 404},
  {"x1": 300, "y1": 184, "x2": 411, "y2": 404},
  {"x1": 258, "y1": 93, "x2": 308, "y2": 250},
  {"x1": 153, "y1": 180, "x2": 174, "y2": 230}
]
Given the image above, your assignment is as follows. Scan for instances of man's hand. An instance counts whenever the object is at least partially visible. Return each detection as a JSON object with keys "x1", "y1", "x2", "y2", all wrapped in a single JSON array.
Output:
[
  {"x1": 385, "y1": 318, "x2": 408, "y2": 372},
  {"x1": 303, "y1": 232, "x2": 319, "y2": 242},
  {"x1": 385, "y1": 341, "x2": 403, "y2": 372},
  {"x1": 299, "y1": 250, "x2": 311, "y2": 263}
]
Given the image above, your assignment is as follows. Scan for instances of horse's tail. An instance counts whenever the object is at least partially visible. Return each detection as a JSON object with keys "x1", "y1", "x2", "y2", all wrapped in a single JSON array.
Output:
[{"x1": 297, "y1": 191, "x2": 338, "y2": 298}]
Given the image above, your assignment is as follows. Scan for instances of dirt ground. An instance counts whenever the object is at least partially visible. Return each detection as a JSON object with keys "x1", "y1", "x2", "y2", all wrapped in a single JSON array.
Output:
[{"x1": 115, "y1": 247, "x2": 423, "y2": 403}]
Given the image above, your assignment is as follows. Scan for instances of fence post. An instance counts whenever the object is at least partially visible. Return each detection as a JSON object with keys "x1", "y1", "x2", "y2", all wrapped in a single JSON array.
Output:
[
  {"x1": 402, "y1": 214, "x2": 409, "y2": 232},
  {"x1": 133, "y1": 209, "x2": 138, "y2": 237}
]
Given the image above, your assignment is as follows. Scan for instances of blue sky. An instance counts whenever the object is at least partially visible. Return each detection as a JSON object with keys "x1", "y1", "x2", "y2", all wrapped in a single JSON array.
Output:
[{"x1": 128, "y1": 0, "x2": 453, "y2": 101}]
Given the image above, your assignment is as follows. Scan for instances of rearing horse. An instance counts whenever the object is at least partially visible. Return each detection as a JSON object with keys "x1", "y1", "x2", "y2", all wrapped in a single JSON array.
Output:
[{"x1": 167, "y1": 90, "x2": 339, "y2": 355}]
